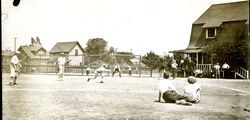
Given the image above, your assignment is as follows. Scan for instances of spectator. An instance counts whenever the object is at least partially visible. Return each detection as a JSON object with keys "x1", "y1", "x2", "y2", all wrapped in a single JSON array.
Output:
[
  {"x1": 222, "y1": 62, "x2": 230, "y2": 78},
  {"x1": 128, "y1": 66, "x2": 132, "y2": 76},
  {"x1": 214, "y1": 63, "x2": 221, "y2": 79},
  {"x1": 171, "y1": 58, "x2": 178, "y2": 79},
  {"x1": 184, "y1": 57, "x2": 195, "y2": 77}
]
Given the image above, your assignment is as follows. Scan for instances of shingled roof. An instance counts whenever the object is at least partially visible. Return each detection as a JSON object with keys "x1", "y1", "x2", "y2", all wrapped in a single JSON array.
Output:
[
  {"x1": 194, "y1": 1, "x2": 248, "y2": 28},
  {"x1": 18, "y1": 45, "x2": 47, "y2": 58},
  {"x1": 49, "y1": 41, "x2": 84, "y2": 53}
]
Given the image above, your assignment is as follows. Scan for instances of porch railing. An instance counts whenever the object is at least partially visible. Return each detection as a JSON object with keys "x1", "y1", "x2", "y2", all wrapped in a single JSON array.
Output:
[
  {"x1": 234, "y1": 67, "x2": 249, "y2": 79},
  {"x1": 196, "y1": 64, "x2": 213, "y2": 71}
]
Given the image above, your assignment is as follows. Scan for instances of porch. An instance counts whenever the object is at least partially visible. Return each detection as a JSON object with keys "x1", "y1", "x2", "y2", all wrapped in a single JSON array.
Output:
[{"x1": 170, "y1": 48, "x2": 249, "y2": 79}]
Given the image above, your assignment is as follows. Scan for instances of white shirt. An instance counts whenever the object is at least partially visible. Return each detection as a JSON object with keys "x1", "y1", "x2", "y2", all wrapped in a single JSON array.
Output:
[
  {"x1": 57, "y1": 56, "x2": 66, "y2": 65},
  {"x1": 184, "y1": 83, "x2": 201, "y2": 101},
  {"x1": 159, "y1": 80, "x2": 177, "y2": 92},
  {"x1": 222, "y1": 63, "x2": 230, "y2": 69},
  {"x1": 10, "y1": 55, "x2": 19, "y2": 65},
  {"x1": 214, "y1": 65, "x2": 220, "y2": 70},
  {"x1": 114, "y1": 65, "x2": 120, "y2": 70},
  {"x1": 87, "y1": 67, "x2": 91, "y2": 71},
  {"x1": 95, "y1": 66, "x2": 109, "y2": 73}
]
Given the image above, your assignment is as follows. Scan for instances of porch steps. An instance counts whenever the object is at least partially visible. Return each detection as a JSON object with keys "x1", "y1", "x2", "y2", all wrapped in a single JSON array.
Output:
[{"x1": 234, "y1": 67, "x2": 249, "y2": 79}]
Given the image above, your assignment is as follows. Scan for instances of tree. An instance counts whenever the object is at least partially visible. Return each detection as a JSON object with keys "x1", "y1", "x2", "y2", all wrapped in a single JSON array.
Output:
[
  {"x1": 204, "y1": 39, "x2": 248, "y2": 68},
  {"x1": 109, "y1": 46, "x2": 115, "y2": 54},
  {"x1": 142, "y1": 51, "x2": 161, "y2": 77},
  {"x1": 85, "y1": 38, "x2": 108, "y2": 55}
]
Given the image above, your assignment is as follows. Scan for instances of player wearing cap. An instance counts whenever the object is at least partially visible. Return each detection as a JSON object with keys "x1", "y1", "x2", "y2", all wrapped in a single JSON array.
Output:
[{"x1": 57, "y1": 53, "x2": 66, "y2": 80}]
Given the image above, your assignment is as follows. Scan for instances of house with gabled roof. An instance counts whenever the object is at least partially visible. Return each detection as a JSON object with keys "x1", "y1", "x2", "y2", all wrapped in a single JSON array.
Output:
[
  {"x1": 170, "y1": 1, "x2": 249, "y2": 78},
  {"x1": 18, "y1": 37, "x2": 49, "y2": 65},
  {"x1": 49, "y1": 41, "x2": 85, "y2": 65}
]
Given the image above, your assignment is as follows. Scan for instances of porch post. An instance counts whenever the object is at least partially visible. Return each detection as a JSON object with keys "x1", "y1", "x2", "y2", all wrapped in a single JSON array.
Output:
[
  {"x1": 196, "y1": 53, "x2": 198, "y2": 69},
  {"x1": 201, "y1": 53, "x2": 204, "y2": 64}
]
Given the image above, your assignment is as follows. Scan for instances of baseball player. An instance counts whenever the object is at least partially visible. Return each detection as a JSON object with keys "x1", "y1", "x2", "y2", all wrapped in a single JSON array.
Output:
[
  {"x1": 9, "y1": 53, "x2": 20, "y2": 85},
  {"x1": 87, "y1": 64, "x2": 110, "y2": 83},
  {"x1": 156, "y1": 72, "x2": 192, "y2": 105},
  {"x1": 183, "y1": 76, "x2": 201, "y2": 103},
  {"x1": 57, "y1": 53, "x2": 71, "y2": 80},
  {"x1": 112, "y1": 64, "x2": 121, "y2": 77}
]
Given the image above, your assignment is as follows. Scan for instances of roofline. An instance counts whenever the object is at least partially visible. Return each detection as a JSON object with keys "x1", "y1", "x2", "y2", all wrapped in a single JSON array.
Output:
[
  {"x1": 193, "y1": 19, "x2": 248, "y2": 25},
  {"x1": 68, "y1": 41, "x2": 85, "y2": 53},
  {"x1": 49, "y1": 41, "x2": 84, "y2": 53},
  {"x1": 211, "y1": 0, "x2": 248, "y2": 6}
]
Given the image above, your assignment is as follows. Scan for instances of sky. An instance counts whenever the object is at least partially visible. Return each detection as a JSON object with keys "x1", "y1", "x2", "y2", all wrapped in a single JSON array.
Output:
[{"x1": 1, "y1": 0, "x2": 246, "y2": 55}]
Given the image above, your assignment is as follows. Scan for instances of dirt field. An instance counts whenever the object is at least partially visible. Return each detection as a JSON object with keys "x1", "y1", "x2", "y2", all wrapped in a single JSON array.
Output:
[{"x1": 2, "y1": 73, "x2": 250, "y2": 120}]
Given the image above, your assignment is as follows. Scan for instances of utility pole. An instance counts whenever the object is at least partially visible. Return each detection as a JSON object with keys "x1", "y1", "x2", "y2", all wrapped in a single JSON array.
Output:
[{"x1": 14, "y1": 37, "x2": 17, "y2": 52}]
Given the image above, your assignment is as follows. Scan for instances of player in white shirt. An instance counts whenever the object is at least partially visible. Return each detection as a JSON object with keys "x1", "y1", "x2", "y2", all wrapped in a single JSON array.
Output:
[
  {"x1": 9, "y1": 53, "x2": 20, "y2": 85},
  {"x1": 87, "y1": 64, "x2": 110, "y2": 83},
  {"x1": 57, "y1": 53, "x2": 66, "y2": 80},
  {"x1": 184, "y1": 76, "x2": 201, "y2": 103}
]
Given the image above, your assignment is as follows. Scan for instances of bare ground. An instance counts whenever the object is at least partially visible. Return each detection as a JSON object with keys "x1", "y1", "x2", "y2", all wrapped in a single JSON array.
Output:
[{"x1": 2, "y1": 73, "x2": 250, "y2": 120}]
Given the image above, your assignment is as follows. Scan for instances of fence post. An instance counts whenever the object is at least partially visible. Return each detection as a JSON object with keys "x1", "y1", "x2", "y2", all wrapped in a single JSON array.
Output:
[
  {"x1": 247, "y1": 70, "x2": 249, "y2": 79},
  {"x1": 82, "y1": 54, "x2": 84, "y2": 76},
  {"x1": 139, "y1": 55, "x2": 141, "y2": 77}
]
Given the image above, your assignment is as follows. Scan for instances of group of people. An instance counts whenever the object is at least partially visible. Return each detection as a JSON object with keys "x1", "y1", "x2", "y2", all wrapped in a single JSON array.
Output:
[
  {"x1": 163, "y1": 57, "x2": 195, "y2": 80},
  {"x1": 212, "y1": 62, "x2": 230, "y2": 79},
  {"x1": 8, "y1": 52, "x2": 202, "y2": 106},
  {"x1": 157, "y1": 72, "x2": 201, "y2": 106}
]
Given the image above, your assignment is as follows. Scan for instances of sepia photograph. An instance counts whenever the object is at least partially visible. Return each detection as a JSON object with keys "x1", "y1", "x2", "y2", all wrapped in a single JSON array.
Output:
[{"x1": 2, "y1": 0, "x2": 250, "y2": 119}]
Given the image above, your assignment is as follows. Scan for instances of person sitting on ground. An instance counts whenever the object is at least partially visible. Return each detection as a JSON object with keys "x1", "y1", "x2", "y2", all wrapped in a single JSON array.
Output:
[
  {"x1": 183, "y1": 76, "x2": 201, "y2": 103},
  {"x1": 156, "y1": 71, "x2": 192, "y2": 106}
]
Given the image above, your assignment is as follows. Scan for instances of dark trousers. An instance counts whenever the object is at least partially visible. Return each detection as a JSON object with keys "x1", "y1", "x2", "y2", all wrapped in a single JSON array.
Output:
[
  {"x1": 186, "y1": 70, "x2": 193, "y2": 77},
  {"x1": 172, "y1": 68, "x2": 177, "y2": 79},
  {"x1": 112, "y1": 69, "x2": 121, "y2": 77},
  {"x1": 162, "y1": 90, "x2": 187, "y2": 103}
]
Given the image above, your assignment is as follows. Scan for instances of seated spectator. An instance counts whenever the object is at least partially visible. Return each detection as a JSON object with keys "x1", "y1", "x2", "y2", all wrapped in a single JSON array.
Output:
[{"x1": 184, "y1": 76, "x2": 201, "y2": 103}]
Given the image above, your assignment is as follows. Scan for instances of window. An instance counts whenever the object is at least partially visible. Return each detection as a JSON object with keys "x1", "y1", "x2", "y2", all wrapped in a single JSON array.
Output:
[
  {"x1": 206, "y1": 28, "x2": 217, "y2": 38},
  {"x1": 75, "y1": 49, "x2": 78, "y2": 56}
]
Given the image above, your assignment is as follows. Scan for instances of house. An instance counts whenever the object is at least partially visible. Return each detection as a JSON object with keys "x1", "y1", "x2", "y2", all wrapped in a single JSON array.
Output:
[
  {"x1": 17, "y1": 37, "x2": 49, "y2": 65},
  {"x1": 170, "y1": 1, "x2": 248, "y2": 78},
  {"x1": 49, "y1": 41, "x2": 85, "y2": 66}
]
